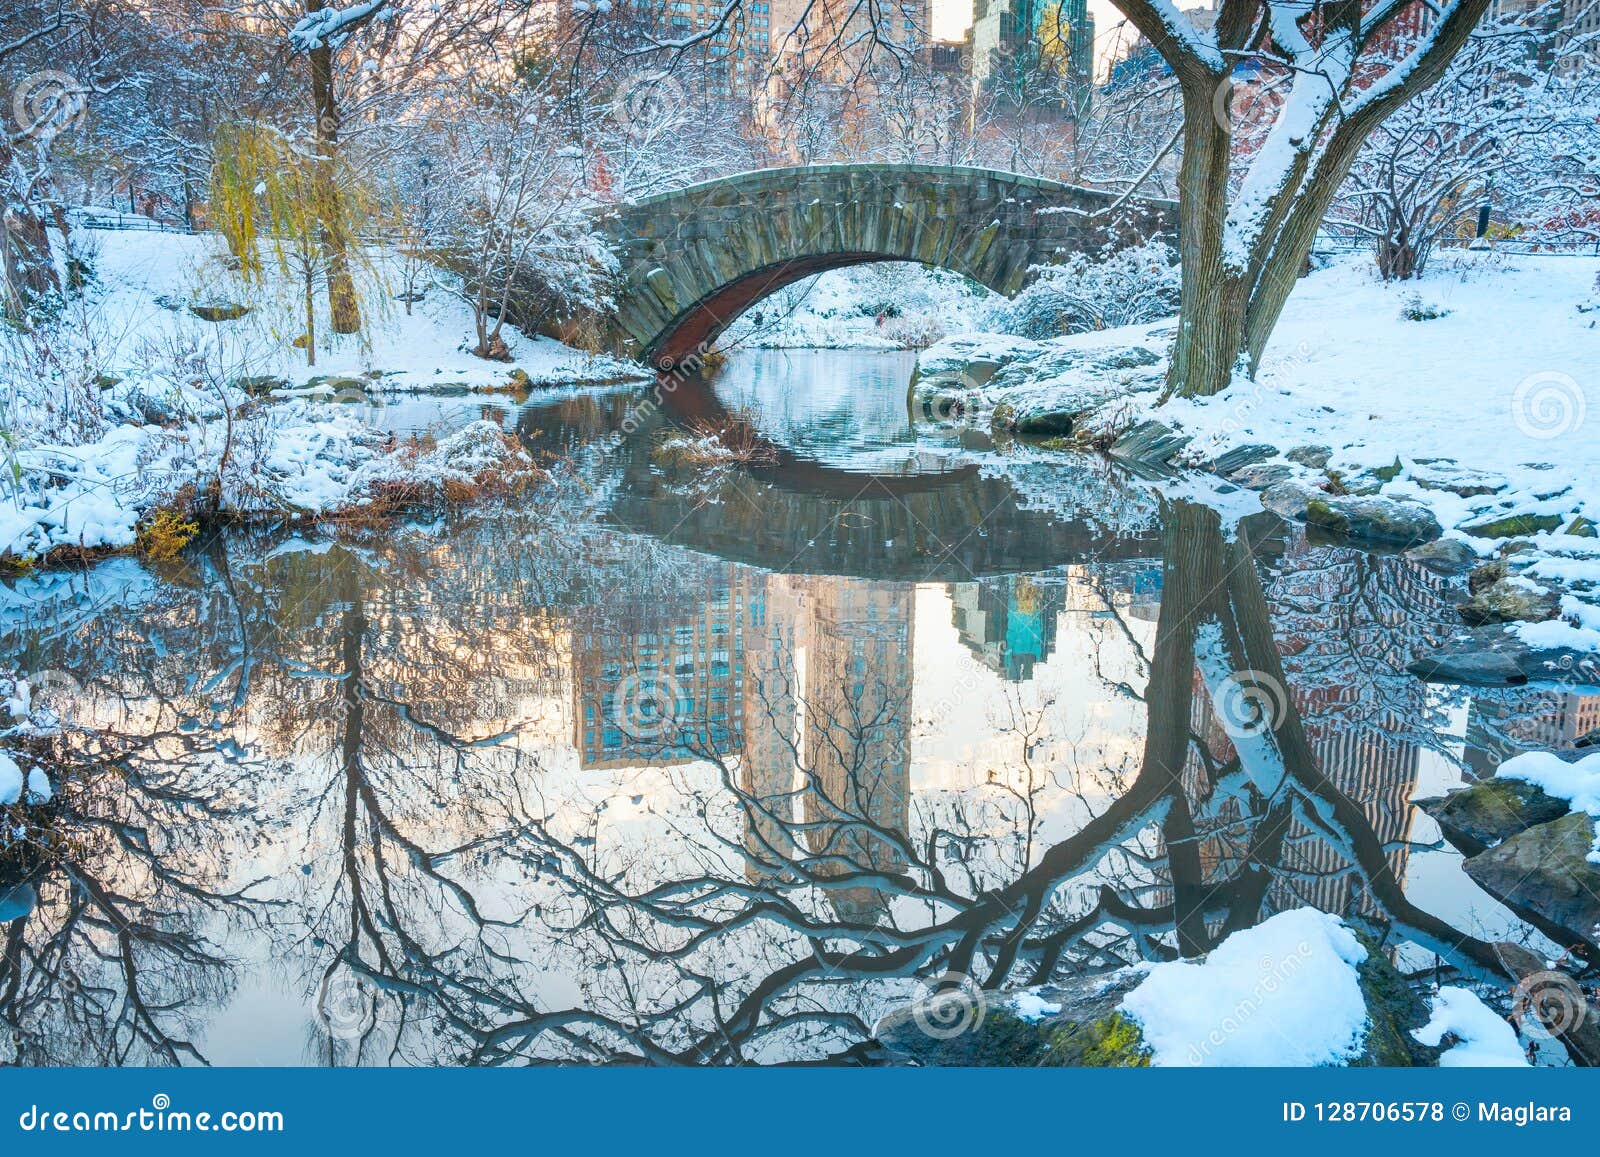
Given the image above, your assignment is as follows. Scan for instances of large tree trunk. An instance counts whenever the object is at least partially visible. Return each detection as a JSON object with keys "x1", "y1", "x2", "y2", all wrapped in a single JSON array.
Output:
[
  {"x1": 0, "y1": 207, "x2": 59, "y2": 318},
  {"x1": 306, "y1": 2, "x2": 362, "y2": 336},
  {"x1": 1124, "y1": 0, "x2": 1495, "y2": 400},
  {"x1": 1162, "y1": 99, "x2": 1247, "y2": 400},
  {"x1": 0, "y1": 140, "x2": 61, "y2": 318}
]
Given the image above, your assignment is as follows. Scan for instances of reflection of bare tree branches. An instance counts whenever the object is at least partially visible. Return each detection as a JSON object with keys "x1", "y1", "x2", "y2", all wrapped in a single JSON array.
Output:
[
  {"x1": 1, "y1": 709, "x2": 276, "y2": 1065},
  {"x1": 3, "y1": 484, "x2": 1522, "y2": 1065}
]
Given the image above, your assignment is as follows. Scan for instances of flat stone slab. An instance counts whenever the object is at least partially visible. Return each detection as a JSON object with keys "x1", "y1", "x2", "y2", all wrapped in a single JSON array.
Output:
[
  {"x1": 1407, "y1": 626, "x2": 1600, "y2": 687},
  {"x1": 1109, "y1": 420, "x2": 1190, "y2": 468},
  {"x1": 1465, "y1": 811, "x2": 1600, "y2": 953},
  {"x1": 1417, "y1": 778, "x2": 1571, "y2": 857}
]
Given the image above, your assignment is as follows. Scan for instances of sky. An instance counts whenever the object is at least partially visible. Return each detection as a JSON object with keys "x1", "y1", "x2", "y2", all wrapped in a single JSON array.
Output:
[{"x1": 931, "y1": 0, "x2": 1211, "y2": 71}]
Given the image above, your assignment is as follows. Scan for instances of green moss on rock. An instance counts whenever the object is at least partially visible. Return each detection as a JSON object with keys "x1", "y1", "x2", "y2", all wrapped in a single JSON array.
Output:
[
  {"x1": 1045, "y1": 1010, "x2": 1153, "y2": 1067},
  {"x1": 1465, "y1": 513, "x2": 1564, "y2": 538},
  {"x1": 1418, "y1": 778, "x2": 1570, "y2": 856},
  {"x1": 1304, "y1": 497, "x2": 1350, "y2": 535},
  {"x1": 1351, "y1": 934, "x2": 1439, "y2": 1066}
]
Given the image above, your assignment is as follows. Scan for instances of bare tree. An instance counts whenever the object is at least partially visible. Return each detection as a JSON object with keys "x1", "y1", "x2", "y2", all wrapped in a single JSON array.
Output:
[{"x1": 1107, "y1": 0, "x2": 1497, "y2": 398}]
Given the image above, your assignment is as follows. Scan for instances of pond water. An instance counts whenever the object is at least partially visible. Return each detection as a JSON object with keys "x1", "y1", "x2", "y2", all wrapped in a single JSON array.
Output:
[{"x1": 1, "y1": 349, "x2": 1587, "y2": 1065}]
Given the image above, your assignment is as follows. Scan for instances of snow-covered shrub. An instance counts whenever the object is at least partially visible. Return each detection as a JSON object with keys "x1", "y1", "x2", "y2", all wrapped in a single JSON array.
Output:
[
  {"x1": 1399, "y1": 293, "x2": 1450, "y2": 321},
  {"x1": 992, "y1": 242, "x2": 1180, "y2": 339},
  {"x1": 345, "y1": 420, "x2": 541, "y2": 514},
  {"x1": 879, "y1": 313, "x2": 947, "y2": 349},
  {"x1": 653, "y1": 415, "x2": 778, "y2": 470}
]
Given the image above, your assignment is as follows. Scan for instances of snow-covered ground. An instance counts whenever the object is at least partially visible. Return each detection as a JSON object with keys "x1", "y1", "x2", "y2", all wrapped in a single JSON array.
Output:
[
  {"x1": 1412, "y1": 986, "x2": 1530, "y2": 1067},
  {"x1": 1113, "y1": 908, "x2": 1527, "y2": 1066},
  {"x1": 1119, "y1": 908, "x2": 1373, "y2": 1066},
  {"x1": 71, "y1": 227, "x2": 649, "y2": 392},
  {"x1": 916, "y1": 251, "x2": 1600, "y2": 650}
]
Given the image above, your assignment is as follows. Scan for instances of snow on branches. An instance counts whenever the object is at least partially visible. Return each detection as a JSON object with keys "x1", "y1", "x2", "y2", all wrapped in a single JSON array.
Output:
[{"x1": 287, "y1": 0, "x2": 391, "y2": 53}]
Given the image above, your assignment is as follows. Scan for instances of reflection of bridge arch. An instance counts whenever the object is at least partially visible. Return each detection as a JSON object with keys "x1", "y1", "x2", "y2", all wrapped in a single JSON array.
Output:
[
  {"x1": 654, "y1": 373, "x2": 981, "y2": 501},
  {"x1": 597, "y1": 164, "x2": 1175, "y2": 367},
  {"x1": 610, "y1": 456, "x2": 1161, "y2": 581},
  {"x1": 505, "y1": 381, "x2": 1162, "y2": 580}
]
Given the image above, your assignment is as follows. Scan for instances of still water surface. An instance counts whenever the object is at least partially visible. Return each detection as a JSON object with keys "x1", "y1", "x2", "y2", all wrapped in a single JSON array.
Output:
[{"x1": 1, "y1": 350, "x2": 1582, "y2": 1064}]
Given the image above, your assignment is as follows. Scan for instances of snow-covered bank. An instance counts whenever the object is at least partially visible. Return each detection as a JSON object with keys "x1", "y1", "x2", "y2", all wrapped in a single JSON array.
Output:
[
  {"x1": 68, "y1": 228, "x2": 651, "y2": 393},
  {"x1": 2, "y1": 408, "x2": 536, "y2": 566},
  {"x1": 913, "y1": 252, "x2": 1600, "y2": 650},
  {"x1": 878, "y1": 908, "x2": 1537, "y2": 1067},
  {"x1": 1, "y1": 227, "x2": 627, "y2": 568}
]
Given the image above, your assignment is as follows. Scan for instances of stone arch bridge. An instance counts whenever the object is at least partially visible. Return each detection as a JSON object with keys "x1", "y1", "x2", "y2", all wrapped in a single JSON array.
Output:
[{"x1": 590, "y1": 164, "x2": 1176, "y2": 368}]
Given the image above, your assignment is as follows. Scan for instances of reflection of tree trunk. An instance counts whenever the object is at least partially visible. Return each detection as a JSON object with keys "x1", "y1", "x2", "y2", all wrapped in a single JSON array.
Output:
[
  {"x1": 988, "y1": 501, "x2": 1227, "y2": 972},
  {"x1": 306, "y1": 4, "x2": 362, "y2": 336},
  {"x1": 336, "y1": 556, "x2": 369, "y2": 939},
  {"x1": 1218, "y1": 514, "x2": 1506, "y2": 975}
]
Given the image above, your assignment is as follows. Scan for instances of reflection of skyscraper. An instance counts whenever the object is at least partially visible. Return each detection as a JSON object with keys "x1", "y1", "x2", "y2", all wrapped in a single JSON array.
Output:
[
  {"x1": 1465, "y1": 690, "x2": 1600, "y2": 779},
  {"x1": 741, "y1": 573, "x2": 810, "y2": 881},
  {"x1": 739, "y1": 573, "x2": 916, "y2": 922},
  {"x1": 571, "y1": 565, "x2": 750, "y2": 769},
  {"x1": 949, "y1": 574, "x2": 1063, "y2": 681}
]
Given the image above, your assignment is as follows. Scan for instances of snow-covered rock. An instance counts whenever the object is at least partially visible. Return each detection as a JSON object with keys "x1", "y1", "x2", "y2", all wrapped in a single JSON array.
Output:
[
  {"x1": 1413, "y1": 987, "x2": 1529, "y2": 1067},
  {"x1": 875, "y1": 910, "x2": 1445, "y2": 1067},
  {"x1": 0, "y1": 752, "x2": 22, "y2": 806},
  {"x1": 1119, "y1": 909, "x2": 1373, "y2": 1067},
  {"x1": 1496, "y1": 749, "x2": 1600, "y2": 864}
]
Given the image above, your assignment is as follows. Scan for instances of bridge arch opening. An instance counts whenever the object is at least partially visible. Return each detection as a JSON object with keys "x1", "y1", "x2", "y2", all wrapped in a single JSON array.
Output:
[{"x1": 651, "y1": 256, "x2": 988, "y2": 369}]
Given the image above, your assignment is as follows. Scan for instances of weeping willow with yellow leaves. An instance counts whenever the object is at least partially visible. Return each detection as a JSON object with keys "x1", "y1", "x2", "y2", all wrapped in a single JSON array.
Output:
[{"x1": 210, "y1": 123, "x2": 382, "y2": 366}]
